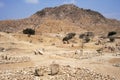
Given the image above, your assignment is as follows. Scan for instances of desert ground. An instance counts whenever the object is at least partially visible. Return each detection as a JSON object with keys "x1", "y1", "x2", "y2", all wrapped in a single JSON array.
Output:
[{"x1": 0, "y1": 32, "x2": 120, "y2": 80}]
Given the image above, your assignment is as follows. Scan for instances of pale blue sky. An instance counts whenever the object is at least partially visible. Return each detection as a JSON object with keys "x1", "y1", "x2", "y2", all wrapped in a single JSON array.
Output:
[{"x1": 0, "y1": 0, "x2": 120, "y2": 20}]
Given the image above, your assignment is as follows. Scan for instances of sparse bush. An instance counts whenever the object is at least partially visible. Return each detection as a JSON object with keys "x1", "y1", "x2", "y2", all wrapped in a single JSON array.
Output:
[
  {"x1": 107, "y1": 31, "x2": 117, "y2": 42},
  {"x1": 107, "y1": 31, "x2": 116, "y2": 37},
  {"x1": 62, "y1": 33, "x2": 76, "y2": 44},
  {"x1": 86, "y1": 32, "x2": 94, "y2": 38},
  {"x1": 109, "y1": 37, "x2": 115, "y2": 42},
  {"x1": 23, "y1": 28, "x2": 35, "y2": 37},
  {"x1": 79, "y1": 34, "x2": 85, "y2": 39},
  {"x1": 83, "y1": 36, "x2": 90, "y2": 43},
  {"x1": 79, "y1": 32, "x2": 94, "y2": 43}
]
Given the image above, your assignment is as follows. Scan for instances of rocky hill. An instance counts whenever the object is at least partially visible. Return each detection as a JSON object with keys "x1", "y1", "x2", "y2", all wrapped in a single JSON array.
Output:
[{"x1": 0, "y1": 4, "x2": 120, "y2": 34}]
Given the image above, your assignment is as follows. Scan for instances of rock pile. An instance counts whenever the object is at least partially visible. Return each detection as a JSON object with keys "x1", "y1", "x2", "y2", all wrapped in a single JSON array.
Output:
[
  {"x1": 0, "y1": 67, "x2": 35, "y2": 80},
  {"x1": 34, "y1": 64, "x2": 116, "y2": 80},
  {"x1": 95, "y1": 38, "x2": 106, "y2": 45},
  {"x1": 103, "y1": 44, "x2": 120, "y2": 55},
  {"x1": 49, "y1": 65, "x2": 116, "y2": 80},
  {"x1": 34, "y1": 63, "x2": 59, "y2": 76},
  {"x1": 0, "y1": 55, "x2": 30, "y2": 64},
  {"x1": 57, "y1": 50, "x2": 103, "y2": 59},
  {"x1": 0, "y1": 64, "x2": 116, "y2": 80}
]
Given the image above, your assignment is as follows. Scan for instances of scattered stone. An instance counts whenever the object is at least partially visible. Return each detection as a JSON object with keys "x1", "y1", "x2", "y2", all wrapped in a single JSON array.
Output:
[
  {"x1": 34, "y1": 68, "x2": 44, "y2": 76},
  {"x1": 0, "y1": 64, "x2": 117, "y2": 80},
  {"x1": 113, "y1": 63, "x2": 120, "y2": 67},
  {"x1": 75, "y1": 50, "x2": 82, "y2": 55},
  {"x1": 0, "y1": 55, "x2": 31, "y2": 64},
  {"x1": 0, "y1": 47, "x2": 5, "y2": 52},
  {"x1": 34, "y1": 48, "x2": 44, "y2": 55},
  {"x1": 57, "y1": 50, "x2": 103, "y2": 60},
  {"x1": 50, "y1": 63, "x2": 59, "y2": 75}
]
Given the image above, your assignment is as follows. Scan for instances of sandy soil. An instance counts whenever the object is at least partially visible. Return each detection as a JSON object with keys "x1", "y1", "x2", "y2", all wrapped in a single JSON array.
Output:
[{"x1": 0, "y1": 32, "x2": 120, "y2": 80}]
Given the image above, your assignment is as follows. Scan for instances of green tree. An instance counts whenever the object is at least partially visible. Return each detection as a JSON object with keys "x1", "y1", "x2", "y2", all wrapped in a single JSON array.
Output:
[
  {"x1": 23, "y1": 28, "x2": 35, "y2": 37},
  {"x1": 107, "y1": 31, "x2": 117, "y2": 42}
]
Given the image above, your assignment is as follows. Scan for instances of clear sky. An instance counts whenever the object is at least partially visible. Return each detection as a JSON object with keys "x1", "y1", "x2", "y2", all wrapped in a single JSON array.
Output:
[{"x1": 0, "y1": 0, "x2": 120, "y2": 20}]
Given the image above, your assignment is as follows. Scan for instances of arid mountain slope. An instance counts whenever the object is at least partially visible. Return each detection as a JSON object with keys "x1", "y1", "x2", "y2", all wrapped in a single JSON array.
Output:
[{"x1": 0, "y1": 4, "x2": 120, "y2": 34}]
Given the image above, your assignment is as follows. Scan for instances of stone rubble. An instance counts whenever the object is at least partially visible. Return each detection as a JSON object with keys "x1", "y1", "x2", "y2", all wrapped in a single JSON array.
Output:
[
  {"x1": 0, "y1": 55, "x2": 31, "y2": 64},
  {"x1": 0, "y1": 64, "x2": 117, "y2": 80},
  {"x1": 34, "y1": 48, "x2": 45, "y2": 55},
  {"x1": 113, "y1": 63, "x2": 120, "y2": 67},
  {"x1": 57, "y1": 50, "x2": 103, "y2": 60}
]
